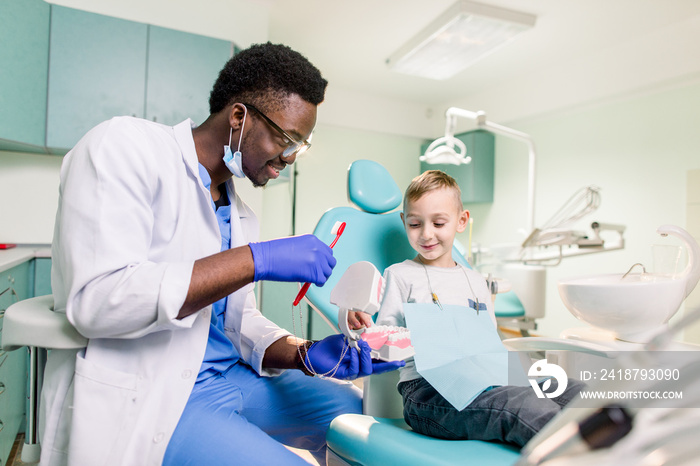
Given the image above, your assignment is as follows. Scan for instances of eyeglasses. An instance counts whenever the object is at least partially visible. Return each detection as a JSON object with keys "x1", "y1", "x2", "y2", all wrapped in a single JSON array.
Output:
[{"x1": 243, "y1": 103, "x2": 312, "y2": 160}]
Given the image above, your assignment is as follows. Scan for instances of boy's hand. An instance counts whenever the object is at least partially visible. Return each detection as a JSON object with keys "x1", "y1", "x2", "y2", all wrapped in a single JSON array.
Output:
[{"x1": 347, "y1": 310, "x2": 373, "y2": 330}]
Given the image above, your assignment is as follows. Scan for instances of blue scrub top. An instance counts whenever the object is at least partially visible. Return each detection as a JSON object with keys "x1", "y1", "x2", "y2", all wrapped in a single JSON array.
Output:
[{"x1": 197, "y1": 164, "x2": 241, "y2": 381}]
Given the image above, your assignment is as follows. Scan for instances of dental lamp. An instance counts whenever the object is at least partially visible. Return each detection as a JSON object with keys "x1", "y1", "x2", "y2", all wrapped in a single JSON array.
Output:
[{"x1": 422, "y1": 107, "x2": 536, "y2": 233}]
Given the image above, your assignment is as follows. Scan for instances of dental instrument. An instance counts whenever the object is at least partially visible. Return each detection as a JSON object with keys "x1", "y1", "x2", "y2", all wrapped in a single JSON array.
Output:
[{"x1": 293, "y1": 221, "x2": 346, "y2": 306}]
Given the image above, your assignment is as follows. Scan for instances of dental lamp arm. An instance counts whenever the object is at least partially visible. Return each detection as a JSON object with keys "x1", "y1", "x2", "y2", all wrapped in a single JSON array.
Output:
[{"x1": 442, "y1": 107, "x2": 537, "y2": 234}]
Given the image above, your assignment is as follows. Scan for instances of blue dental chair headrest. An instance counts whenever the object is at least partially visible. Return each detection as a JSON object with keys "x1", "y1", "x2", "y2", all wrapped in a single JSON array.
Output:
[{"x1": 347, "y1": 159, "x2": 402, "y2": 213}]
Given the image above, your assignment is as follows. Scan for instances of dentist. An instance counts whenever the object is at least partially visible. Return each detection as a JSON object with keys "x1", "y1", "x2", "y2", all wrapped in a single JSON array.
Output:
[{"x1": 42, "y1": 42, "x2": 400, "y2": 466}]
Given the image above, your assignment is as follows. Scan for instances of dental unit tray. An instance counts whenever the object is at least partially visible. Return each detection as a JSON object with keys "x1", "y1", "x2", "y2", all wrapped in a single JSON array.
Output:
[
  {"x1": 331, "y1": 261, "x2": 415, "y2": 362},
  {"x1": 518, "y1": 186, "x2": 626, "y2": 265}
]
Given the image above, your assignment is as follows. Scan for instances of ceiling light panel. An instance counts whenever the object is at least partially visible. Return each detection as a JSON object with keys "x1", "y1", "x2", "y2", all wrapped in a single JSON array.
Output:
[{"x1": 387, "y1": 1, "x2": 536, "y2": 80}]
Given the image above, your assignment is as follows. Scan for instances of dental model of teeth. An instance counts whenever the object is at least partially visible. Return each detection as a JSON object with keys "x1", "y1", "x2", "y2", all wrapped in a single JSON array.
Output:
[{"x1": 360, "y1": 325, "x2": 415, "y2": 362}]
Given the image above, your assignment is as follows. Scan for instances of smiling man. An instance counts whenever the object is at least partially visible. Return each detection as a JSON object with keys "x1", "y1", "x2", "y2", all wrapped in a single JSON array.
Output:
[{"x1": 43, "y1": 42, "x2": 402, "y2": 466}]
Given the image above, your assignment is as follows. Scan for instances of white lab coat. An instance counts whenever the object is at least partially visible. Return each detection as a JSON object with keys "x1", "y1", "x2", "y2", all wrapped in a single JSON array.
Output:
[{"x1": 41, "y1": 117, "x2": 291, "y2": 466}]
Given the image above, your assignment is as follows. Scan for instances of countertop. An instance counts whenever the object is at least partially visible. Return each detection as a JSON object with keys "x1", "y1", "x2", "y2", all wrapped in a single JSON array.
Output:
[{"x1": 0, "y1": 246, "x2": 51, "y2": 273}]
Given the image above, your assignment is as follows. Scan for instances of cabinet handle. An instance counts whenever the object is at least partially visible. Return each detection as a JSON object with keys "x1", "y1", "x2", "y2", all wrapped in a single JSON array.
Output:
[
  {"x1": 0, "y1": 382, "x2": 5, "y2": 396},
  {"x1": 0, "y1": 419, "x2": 4, "y2": 433},
  {"x1": 0, "y1": 287, "x2": 18, "y2": 302}
]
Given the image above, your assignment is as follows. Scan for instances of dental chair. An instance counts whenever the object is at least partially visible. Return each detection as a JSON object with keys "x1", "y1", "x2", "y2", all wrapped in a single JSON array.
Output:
[
  {"x1": 1, "y1": 295, "x2": 88, "y2": 462},
  {"x1": 303, "y1": 160, "x2": 521, "y2": 465}
]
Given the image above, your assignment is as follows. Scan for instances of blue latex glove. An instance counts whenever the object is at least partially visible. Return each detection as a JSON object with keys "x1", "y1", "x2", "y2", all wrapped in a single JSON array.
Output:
[
  {"x1": 248, "y1": 235, "x2": 336, "y2": 285},
  {"x1": 305, "y1": 334, "x2": 405, "y2": 380},
  {"x1": 370, "y1": 357, "x2": 406, "y2": 375}
]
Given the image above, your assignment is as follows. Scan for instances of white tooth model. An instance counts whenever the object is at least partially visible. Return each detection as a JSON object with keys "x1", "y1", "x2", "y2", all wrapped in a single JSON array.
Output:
[
  {"x1": 331, "y1": 261, "x2": 415, "y2": 362},
  {"x1": 360, "y1": 325, "x2": 415, "y2": 361}
]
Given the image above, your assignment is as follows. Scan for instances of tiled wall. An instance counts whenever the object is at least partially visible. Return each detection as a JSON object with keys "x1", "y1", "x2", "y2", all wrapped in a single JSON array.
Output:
[{"x1": 684, "y1": 169, "x2": 700, "y2": 343}]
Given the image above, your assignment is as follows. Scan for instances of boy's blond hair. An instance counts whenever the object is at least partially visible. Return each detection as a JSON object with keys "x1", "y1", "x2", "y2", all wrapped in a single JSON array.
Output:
[{"x1": 403, "y1": 170, "x2": 462, "y2": 212}]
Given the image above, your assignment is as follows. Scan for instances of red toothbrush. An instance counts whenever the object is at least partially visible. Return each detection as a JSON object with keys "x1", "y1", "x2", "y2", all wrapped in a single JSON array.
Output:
[{"x1": 293, "y1": 221, "x2": 346, "y2": 306}]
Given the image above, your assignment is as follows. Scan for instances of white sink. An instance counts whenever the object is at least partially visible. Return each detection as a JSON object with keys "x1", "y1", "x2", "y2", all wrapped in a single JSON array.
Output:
[
  {"x1": 558, "y1": 273, "x2": 686, "y2": 342},
  {"x1": 558, "y1": 224, "x2": 700, "y2": 343}
]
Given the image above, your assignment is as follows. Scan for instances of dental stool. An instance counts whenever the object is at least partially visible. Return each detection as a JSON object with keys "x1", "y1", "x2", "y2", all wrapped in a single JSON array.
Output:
[
  {"x1": 303, "y1": 160, "x2": 521, "y2": 465},
  {"x1": 1, "y1": 294, "x2": 88, "y2": 462}
]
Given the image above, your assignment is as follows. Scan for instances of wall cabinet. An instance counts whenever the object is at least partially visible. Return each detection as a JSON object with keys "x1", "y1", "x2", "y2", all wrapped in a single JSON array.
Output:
[
  {"x1": 46, "y1": 6, "x2": 232, "y2": 152},
  {"x1": 1, "y1": 1, "x2": 233, "y2": 154},
  {"x1": 0, "y1": 261, "x2": 32, "y2": 465},
  {"x1": 46, "y1": 7, "x2": 149, "y2": 151},
  {"x1": 145, "y1": 26, "x2": 233, "y2": 127},
  {"x1": 420, "y1": 130, "x2": 495, "y2": 204},
  {"x1": 0, "y1": 0, "x2": 50, "y2": 152}
]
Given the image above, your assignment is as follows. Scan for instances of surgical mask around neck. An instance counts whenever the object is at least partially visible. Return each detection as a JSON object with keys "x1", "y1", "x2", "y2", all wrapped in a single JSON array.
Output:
[{"x1": 223, "y1": 107, "x2": 247, "y2": 178}]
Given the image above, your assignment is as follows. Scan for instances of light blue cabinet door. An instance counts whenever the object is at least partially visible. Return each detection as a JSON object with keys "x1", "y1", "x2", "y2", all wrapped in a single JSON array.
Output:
[
  {"x1": 0, "y1": 0, "x2": 50, "y2": 150},
  {"x1": 0, "y1": 261, "x2": 32, "y2": 465},
  {"x1": 46, "y1": 6, "x2": 148, "y2": 152},
  {"x1": 145, "y1": 26, "x2": 232, "y2": 126},
  {"x1": 33, "y1": 257, "x2": 52, "y2": 296}
]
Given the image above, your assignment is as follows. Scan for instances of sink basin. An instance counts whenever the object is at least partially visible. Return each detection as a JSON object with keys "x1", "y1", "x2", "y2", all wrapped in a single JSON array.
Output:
[
  {"x1": 558, "y1": 225, "x2": 700, "y2": 343},
  {"x1": 558, "y1": 273, "x2": 686, "y2": 343}
]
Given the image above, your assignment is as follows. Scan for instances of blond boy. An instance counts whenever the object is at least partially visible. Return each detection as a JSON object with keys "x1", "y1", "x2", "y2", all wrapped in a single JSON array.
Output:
[{"x1": 351, "y1": 170, "x2": 584, "y2": 447}]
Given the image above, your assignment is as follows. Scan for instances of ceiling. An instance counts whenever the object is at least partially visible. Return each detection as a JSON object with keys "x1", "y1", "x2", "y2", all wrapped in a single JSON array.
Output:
[
  {"x1": 267, "y1": 0, "x2": 700, "y2": 122},
  {"x1": 51, "y1": 0, "x2": 700, "y2": 133}
]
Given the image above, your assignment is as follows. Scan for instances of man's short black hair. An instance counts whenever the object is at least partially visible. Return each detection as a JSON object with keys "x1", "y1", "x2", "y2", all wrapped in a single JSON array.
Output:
[{"x1": 209, "y1": 42, "x2": 328, "y2": 114}]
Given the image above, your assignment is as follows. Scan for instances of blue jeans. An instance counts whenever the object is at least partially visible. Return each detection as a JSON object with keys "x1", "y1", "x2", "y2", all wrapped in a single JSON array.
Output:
[
  {"x1": 164, "y1": 362, "x2": 362, "y2": 466},
  {"x1": 398, "y1": 377, "x2": 585, "y2": 447}
]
